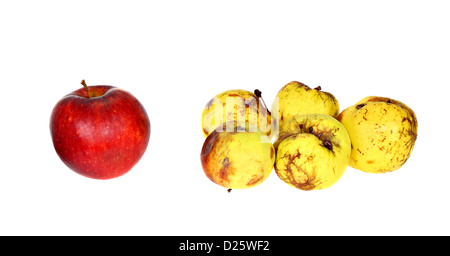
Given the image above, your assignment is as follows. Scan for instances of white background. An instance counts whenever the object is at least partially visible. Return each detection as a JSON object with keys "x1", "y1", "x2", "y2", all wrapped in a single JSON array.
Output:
[{"x1": 0, "y1": 0, "x2": 449, "y2": 236}]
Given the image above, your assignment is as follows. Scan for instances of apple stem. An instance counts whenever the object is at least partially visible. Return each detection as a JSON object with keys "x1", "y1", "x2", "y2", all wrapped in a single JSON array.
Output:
[
  {"x1": 254, "y1": 89, "x2": 271, "y2": 115},
  {"x1": 81, "y1": 80, "x2": 93, "y2": 98},
  {"x1": 314, "y1": 86, "x2": 322, "y2": 91},
  {"x1": 227, "y1": 188, "x2": 232, "y2": 193}
]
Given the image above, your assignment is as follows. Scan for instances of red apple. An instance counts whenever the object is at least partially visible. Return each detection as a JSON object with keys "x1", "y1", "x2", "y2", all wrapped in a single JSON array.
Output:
[{"x1": 50, "y1": 80, "x2": 150, "y2": 179}]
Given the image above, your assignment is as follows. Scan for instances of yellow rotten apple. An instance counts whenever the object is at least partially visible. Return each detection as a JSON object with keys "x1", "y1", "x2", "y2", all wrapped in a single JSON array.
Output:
[
  {"x1": 337, "y1": 96, "x2": 418, "y2": 173},
  {"x1": 201, "y1": 89, "x2": 271, "y2": 138},
  {"x1": 274, "y1": 114, "x2": 351, "y2": 191},
  {"x1": 200, "y1": 121, "x2": 275, "y2": 190},
  {"x1": 271, "y1": 81, "x2": 339, "y2": 139}
]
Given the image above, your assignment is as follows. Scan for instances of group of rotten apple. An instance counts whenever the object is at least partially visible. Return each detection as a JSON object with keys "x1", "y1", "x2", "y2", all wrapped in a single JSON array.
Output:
[{"x1": 200, "y1": 81, "x2": 418, "y2": 191}]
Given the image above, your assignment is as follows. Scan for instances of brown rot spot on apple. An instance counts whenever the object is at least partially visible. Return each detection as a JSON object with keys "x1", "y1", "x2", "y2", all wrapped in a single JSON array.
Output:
[
  {"x1": 292, "y1": 150, "x2": 301, "y2": 159},
  {"x1": 356, "y1": 103, "x2": 366, "y2": 110},
  {"x1": 247, "y1": 174, "x2": 263, "y2": 186},
  {"x1": 323, "y1": 140, "x2": 333, "y2": 152},
  {"x1": 222, "y1": 157, "x2": 230, "y2": 167},
  {"x1": 367, "y1": 160, "x2": 374, "y2": 164},
  {"x1": 218, "y1": 156, "x2": 233, "y2": 184},
  {"x1": 278, "y1": 151, "x2": 318, "y2": 191},
  {"x1": 219, "y1": 167, "x2": 229, "y2": 181},
  {"x1": 201, "y1": 131, "x2": 218, "y2": 157}
]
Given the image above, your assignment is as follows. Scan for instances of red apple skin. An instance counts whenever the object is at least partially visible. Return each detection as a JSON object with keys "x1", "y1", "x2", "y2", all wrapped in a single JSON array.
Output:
[{"x1": 50, "y1": 86, "x2": 150, "y2": 179}]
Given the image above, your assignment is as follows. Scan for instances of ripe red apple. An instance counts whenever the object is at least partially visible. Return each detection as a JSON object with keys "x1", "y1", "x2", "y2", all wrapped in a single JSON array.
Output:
[{"x1": 50, "y1": 80, "x2": 150, "y2": 179}]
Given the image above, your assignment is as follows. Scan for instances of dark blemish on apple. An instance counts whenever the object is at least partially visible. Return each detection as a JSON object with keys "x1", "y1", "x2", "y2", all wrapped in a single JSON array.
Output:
[
  {"x1": 201, "y1": 131, "x2": 218, "y2": 157},
  {"x1": 295, "y1": 82, "x2": 310, "y2": 91},
  {"x1": 270, "y1": 147, "x2": 275, "y2": 159},
  {"x1": 222, "y1": 157, "x2": 230, "y2": 167},
  {"x1": 323, "y1": 140, "x2": 333, "y2": 152},
  {"x1": 367, "y1": 160, "x2": 374, "y2": 164},
  {"x1": 283, "y1": 161, "x2": 293, "y2": 174},
  {"x1": 283, "y1": 150, "x2": 301, "y2": 169},
  {"x1": 247, "y1": 174, "x2": 263, "y2": 186},
  {"x1": 280, "y1": 151, "x2": 317, "y2": 190},
  {"x1": 228, "y1": 93, "x2": 241, "y2": 97},
  {"x1": 357, "y1": 148, "x2": 364, "y2": 155},
  {"x1": 309, "y1": 126, "x2": 313, "y2": 133},
  {"x1": 322, "y1": 91, "x2": 338, "y2": 104},
  {"x1": 387, "y1": 99, "x2": 392, "y2": 103},
  {"x1": 356, "y1": 103, "x2": 366, "y2": 110},
  {"x1": 219, "y1": 168, "x2": 229, "y2": 181},
  {"x1": 314, "y1": 86, "x2": 322, "y2": 91},
  {"x1": 363, "y1": 116, "x2": 367, "y2": 121},
  {"x1": 294, "y1": 151, "x2": 301, "y2": 159},
  {"x1": 299, "y1": 123, "x2": 303, "y2": 130},
  {"x1": 227, "y1": 188, "x2": 232, "y2": 193}
]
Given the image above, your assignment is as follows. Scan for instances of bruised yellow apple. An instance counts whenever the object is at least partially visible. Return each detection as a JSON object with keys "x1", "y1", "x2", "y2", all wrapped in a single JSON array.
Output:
[
  {"x1": 337, "y1": 96, "x2": 418, "y2": 173},
  {"x1": 271, "y1": 81, "x2": 339, "y2": 139},
  {"x1": 201, "y1": 89, "x2": 271, "y2": 138},
  {"x1": 200, "y1": 121, "x2": 275, "y2": 190},
  {"x1": 274, "y1": 114, "x2": 351, "y2": 191}
]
